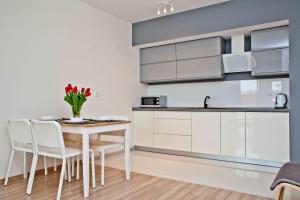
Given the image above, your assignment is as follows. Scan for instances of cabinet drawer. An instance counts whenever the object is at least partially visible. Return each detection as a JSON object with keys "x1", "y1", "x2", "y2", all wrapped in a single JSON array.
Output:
[
  {"x1": 154, "y1": 119, "x2": 191, "y2": 135},
  {"x1": 154, "y1": 134, "x2": 191, "y2": 151},
  {"x1": 252, "y1": 48, "x2": 289, "y2": 76},
  {"x1": 176, "y1": 37, "x2": 224, "y2": 59},
  {"x1": 140, "y1": 44, "x2": 176, "y2": 64},
  {"x1": 154, "y1": 111, "x2": 192, "y2": 119},
  {"x1": 251, "y1": 26, "x2": 289, "y2": 51},
  {"x1": 141, "y1": 61, "x2": 176, "y2": 82},
  {"x1": 177, "y1": 56, "x2": 223, "y2": 79}
]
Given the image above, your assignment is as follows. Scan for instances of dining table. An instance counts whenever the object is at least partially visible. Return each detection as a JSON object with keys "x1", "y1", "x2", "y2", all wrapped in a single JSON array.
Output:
[{"x1": 59, "y1": 120, "x2": 131, "y2": 198}]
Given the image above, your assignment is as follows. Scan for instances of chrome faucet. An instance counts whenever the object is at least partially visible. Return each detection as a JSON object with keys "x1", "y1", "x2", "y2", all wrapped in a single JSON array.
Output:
[{"x1": 204, "y1": 96, "x2": 210, "y2": 108}]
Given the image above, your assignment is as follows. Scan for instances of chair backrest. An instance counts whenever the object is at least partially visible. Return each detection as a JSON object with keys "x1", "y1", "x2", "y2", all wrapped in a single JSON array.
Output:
[
  {"x1": 8, "y1": 119, "x2": 34, "y2": 150},
  {"x1": 31, "y1": 120, "x2": 66, "y2": 154}
]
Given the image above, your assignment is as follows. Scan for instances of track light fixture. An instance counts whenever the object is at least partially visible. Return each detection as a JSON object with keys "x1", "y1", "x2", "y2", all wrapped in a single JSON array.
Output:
[{"x1": 157, "y1": 1, "x2": 174, "y2": 15}]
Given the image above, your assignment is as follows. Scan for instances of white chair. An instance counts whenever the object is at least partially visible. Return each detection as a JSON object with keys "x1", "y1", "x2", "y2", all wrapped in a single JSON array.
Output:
[
  {"x1": 63, "y1": 135, "x2": 96, "y2": 187},
  {"x1": 4, "y1": 119, "x2": 62, "y2": 186},
  {"x1": 40, "y1": 115, "x2": 99, "y2": 176},
  {"x1": 67, "y1": 136, "x2": 123, "y2": 188},
  {"x1": 26, "y1": 121, "x2": 82, "y2": 200},
  {"x1": 89, "y1": 140, "x2": 123, "y2": 186},
  {"x1": 77, "y1": 114, "x2": 128, "y2": 186},
  {"x1": 66, "y1": 132, "x2": 124, "y2": 186},
  {"x1": 66, "y1": 115, "x2": 128, "y2": 187},
  {"x1": 85, "y1": 115, "x2": 128, "y2": 186},
  {"x1": 4, "y1": 119, "x2": 34, "y2": 185}
]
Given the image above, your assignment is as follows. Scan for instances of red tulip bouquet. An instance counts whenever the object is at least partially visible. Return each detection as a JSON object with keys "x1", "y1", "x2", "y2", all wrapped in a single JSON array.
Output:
[{"x1": 64, "y1": 84, "x2": 91, "y2": 118}]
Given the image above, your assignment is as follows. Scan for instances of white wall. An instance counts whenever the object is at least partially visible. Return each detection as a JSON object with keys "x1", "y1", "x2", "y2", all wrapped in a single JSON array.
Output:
[
  {"x1": 147, "y1": 78, "x2": 289, "y2": 108},
  {"x1": 0, "y1": 0, "x2": 145, "y2": 178}
]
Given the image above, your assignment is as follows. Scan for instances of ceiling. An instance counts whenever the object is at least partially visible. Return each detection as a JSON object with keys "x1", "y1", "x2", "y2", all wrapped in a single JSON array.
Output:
[{"x1": 82, "y1": 0, "x2": 230, "y2": 23}]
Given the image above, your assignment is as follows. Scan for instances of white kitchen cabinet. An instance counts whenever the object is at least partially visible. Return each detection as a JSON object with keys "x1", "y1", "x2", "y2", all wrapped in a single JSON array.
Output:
[
  {"x1": 154, "y1": 119, "x2": 191, "y2": 135},
  {"x1": 154, "y1": 134, "x2": 191, "y2": 151},
  {"x1": 192, "y1": 112, "x2": 221, "y2": 155},
  {"x1": 246, "y1": 112, "x2": 289, "y2": 162},
  {"x1": 221, "y1": 112, "x2": 246, "y2": 157},
  {"x1": 133, "y1": 111, "x2": 154, "y2": 147},
  {"x1": 154, "y1": 111, "x2": 191, "y2": 119}
]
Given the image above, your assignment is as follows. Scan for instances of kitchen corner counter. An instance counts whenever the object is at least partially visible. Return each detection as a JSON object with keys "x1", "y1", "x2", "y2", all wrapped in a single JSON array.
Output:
[{"x1": 132, "y1": 107, "x2": 290, "y2": 112}]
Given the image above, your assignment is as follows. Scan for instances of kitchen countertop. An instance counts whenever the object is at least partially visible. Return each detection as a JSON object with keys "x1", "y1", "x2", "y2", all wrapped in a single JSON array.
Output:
[{"x1": 132, "y1": 107, "x2": 290, "y2": 112}]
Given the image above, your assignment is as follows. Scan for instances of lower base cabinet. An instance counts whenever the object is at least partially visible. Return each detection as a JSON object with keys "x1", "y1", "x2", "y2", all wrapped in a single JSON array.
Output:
[
  {"x1": 133, "y1": 111, "x2": 290, "y2": 163},
  {"x1": 245, "y1": 112, "x2": 290, "y2": 162},
  {"x1": 154, "y1": 118, "x2": 191, "y2": 135},
  {"x1": 192, "y1": 112, "x2": 221, "y2": 155},
  {"x1": 154, "y1": 134, "x2": 191, "y2": 152},
  {"x1": 133, "y1": 111, "x2": 154, "y2": 147},
  {"x1": 221, "y1": 112, "x2": 246, "y2": 157}
]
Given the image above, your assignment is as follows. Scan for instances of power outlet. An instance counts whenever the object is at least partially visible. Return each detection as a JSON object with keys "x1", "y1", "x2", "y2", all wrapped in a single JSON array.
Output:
[{"x1": 93, "y1": 92, "x2": 99, "y2": 98}]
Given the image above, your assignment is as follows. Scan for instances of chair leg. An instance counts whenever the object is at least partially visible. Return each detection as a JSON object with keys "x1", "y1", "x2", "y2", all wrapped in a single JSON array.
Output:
[
  {"x1": 76, "y1": 155, "x2": 80, "y2": 180},
  {"x1": 101, "y1": 150, "x2": 105, "y2": 186},
  {"x1": 57, "y1": 158, "x2": 66, "y2": 200},
  {"x1": 275, "y1": 186, "x2": 285, "y2": 200},
  {"x1": 23, "y1": 152, "x2": 27, "y2": 179},
  {"x1": 54, "y1": 158, "x2": 57, "y2": 172},
  {"x1": 26, "y1": 154, "x2": 38, "y2": 195},
  {"x1": 67, "y1": 158, "x2": 71, "y2": 182},
  {"x1": 64, "y1": 163, "x2": 67, "y2": 181},
  {"x1": 4, "y1": 150, "x2": 15, "y2": 186},
  {"x1": 91, "y1": 151, "x2": 96, "y2": 188},
  {"x1": 43, "y1": 156, "x2": 48, "y2": 175},
  {"x1": 71, "y1": 157, "x2": 75, "y2": 177}
]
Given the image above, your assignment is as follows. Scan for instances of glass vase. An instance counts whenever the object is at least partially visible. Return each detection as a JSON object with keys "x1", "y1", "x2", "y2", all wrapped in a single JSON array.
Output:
[{"x1": 72, "y1": 106, "x2": 81, "y2": 118}]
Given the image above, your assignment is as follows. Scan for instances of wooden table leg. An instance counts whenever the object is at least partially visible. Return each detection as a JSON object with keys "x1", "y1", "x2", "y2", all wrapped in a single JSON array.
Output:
[{"x1": 124, "y1": 124, "x2": 131, "y2": 180}]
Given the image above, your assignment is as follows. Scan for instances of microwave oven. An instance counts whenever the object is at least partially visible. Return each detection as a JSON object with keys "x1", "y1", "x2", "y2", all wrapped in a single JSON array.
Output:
[{"x1": 141, "y1": 96, "x2": 167, "y2": 107}]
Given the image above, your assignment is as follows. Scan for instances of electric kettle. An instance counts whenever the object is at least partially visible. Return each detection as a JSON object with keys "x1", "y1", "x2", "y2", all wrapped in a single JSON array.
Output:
[{"x1": 275, "y1": 93, "x2": 288, "y2": 109}]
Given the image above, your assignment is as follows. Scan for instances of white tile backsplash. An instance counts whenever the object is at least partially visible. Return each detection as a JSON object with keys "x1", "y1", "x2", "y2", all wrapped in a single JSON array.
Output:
[{"x1": 146, "y1": 78, "x2": 289, "y2": 108}]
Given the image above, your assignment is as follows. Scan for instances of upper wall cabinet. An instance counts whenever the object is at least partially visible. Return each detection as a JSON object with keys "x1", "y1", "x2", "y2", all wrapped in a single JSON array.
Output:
[
  {"x1": 177, "y1": 56, "x2": 223, "y2": 80},
  {"x1": 176, "y1": 37, "x2": 224, "y2": 80},
  {"x1": 140, "y1": 37, "x2": 225, "y2": 83},
  {"x1": 141, "y1": 61, "x2": 177, "y2": 82},
  {"x1": 176, "y1": 37, "x2": 224, "y2": 59},
  {"x1": 252, "y1": 48, "x2": 289, "y2": 76},
  {"x1": 251, "y1": 26, "x2": 289, "y2": 51},
  {"x1": 140, "y1": 44, "x2": 176, "y2": 64},
  {"x1": 251, "y1": 26, "x2": 289, "y2": 76}
]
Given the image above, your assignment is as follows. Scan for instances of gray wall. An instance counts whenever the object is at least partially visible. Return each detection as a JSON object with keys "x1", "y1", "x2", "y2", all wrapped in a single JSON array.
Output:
[{"x1": 132, "y1": 0, "x2": 300, "y2": 162}]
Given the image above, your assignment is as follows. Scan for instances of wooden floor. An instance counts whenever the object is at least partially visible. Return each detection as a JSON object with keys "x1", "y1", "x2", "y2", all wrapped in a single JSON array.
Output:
[{"x1": 0, "y1": 166, "x2": 271, "y2": 200}]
